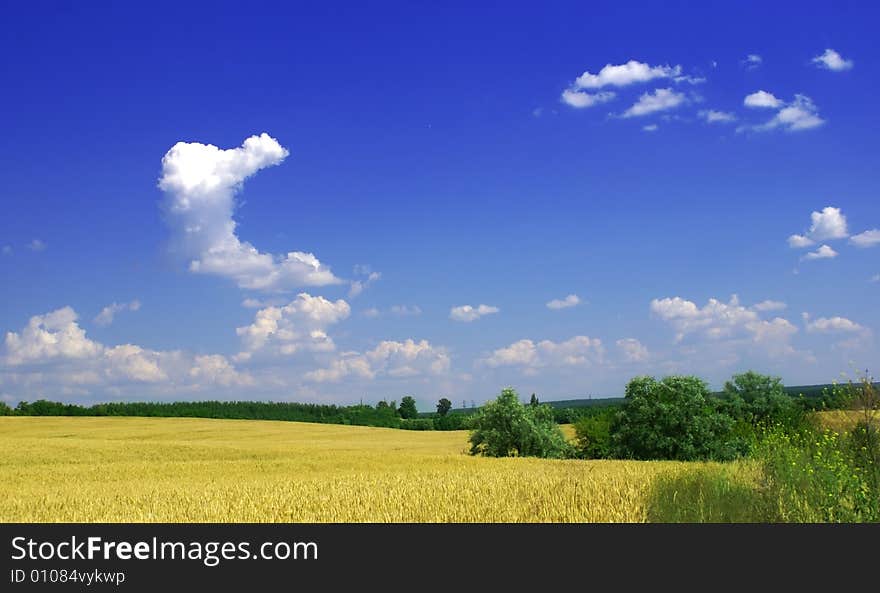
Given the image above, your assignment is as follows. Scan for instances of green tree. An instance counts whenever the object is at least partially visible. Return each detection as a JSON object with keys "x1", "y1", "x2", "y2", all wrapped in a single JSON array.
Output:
[
  {"x1": 529, "y1": 393, "x2": 539, "y2": 407},
  {"x1": 398, "y1": 396, "x2": 418, "y2": 419},
  {"x1": 468, "y1": 387, "x2": 571, "y2": 458},
  {"x1": 721, "y1": 370, "x2": 801, "y2": 427},
  {"x1": 436, "y1": 397, "x2": 452, "y2": 416},
  {"x1": 0, "y1": 401, "x2": 11, "y2": 416},
  {"x1": 611, "y1": 375, "x2": 740, "y2": 461}
]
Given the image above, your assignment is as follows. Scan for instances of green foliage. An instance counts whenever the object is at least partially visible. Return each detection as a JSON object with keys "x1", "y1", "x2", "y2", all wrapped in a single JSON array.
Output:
[
  {"x1": 398, "y1": 396, "x2": 418, "y2": 420},
  {"x1": 0, "y1": 401, "x2": 11, "y2": 416},
  {"x1": 468, "y1": 388, "x2": 571, "y2": 458},
  {"x1": 721, "y1": 370, "x2": 804, "y2": 428},
  {"x1": 436, "y1": 398, "x2": 452, "y2": 417},
  {"x1": 433, "y1": 413, "x2": 470, "y2": 431},
  {"x1": 610, "y1": 375, "x2": 743, "y2": 461},
  {"x1": 646, "y1": 466, "x2": 769, "y2": 522},
  {"x1": 573, "y1": 409, "x2": 614, "y2": 459},
  {"x1": 399, "y1": 418, "x2": 435, "y2": 430},
  {"x1": 529, "y1": 393, "x2": 539, "y2": 406}
]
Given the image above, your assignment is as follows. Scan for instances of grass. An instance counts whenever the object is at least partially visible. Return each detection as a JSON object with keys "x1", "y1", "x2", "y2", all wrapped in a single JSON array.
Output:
[{"x1": 0, "y1": 416, "x2": 729, "y2": 523}]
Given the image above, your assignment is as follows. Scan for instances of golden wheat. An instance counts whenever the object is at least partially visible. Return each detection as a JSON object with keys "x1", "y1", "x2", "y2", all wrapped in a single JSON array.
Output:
[{"x1": 0, "y1": 417, "x2": 738, "y2": 523}]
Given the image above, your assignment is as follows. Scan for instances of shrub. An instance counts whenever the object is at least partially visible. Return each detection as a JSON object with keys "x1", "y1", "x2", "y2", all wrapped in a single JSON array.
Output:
[
  {"x1": 433, "y1": 413, "x2": 470, "y2": 431},
  {"x1": 468, "y1": 388, "x2": 571, "y2": 458},
  {"x1": 721, "y1": 370, "x2": 804, "y2": 429},
  {"x1": 610, "y1": 375, "x2": 742, "y2": 461},
  {"x1": 399, "y1": 418, "x2": 435, "y2": 431},
  {"x1": 0, "y1": 402, "x2": 11, "y2": 416},
  {"x1": 574, "y1": 410, "x2": 614, "y2": 459}
]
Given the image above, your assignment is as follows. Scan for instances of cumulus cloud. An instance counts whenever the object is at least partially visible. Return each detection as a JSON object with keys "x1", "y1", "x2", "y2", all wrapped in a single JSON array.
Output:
[
  {"x1": 560, "y1": 89, "x2": 616, "y2": 109},
  {"x1": 812, "y1": 49, "x2": 853, "y2": 71},
  {"x1": 751, "y1": 94, "x2": 824, "y2": 132},
  {"x1": 236, "y1": 292, "x2": 350, "y2": 355},
  {"x1": 744, "y1": 90, "x2": 782, "y2": 109},
  {"x1": 27, "y1": 239, "x2": 47, "y2": 252},
  {"x1": 304, "y1": 339, "x2": 450, "y2": 383},
  {"x1": 804, "y1": 314, "x2": 866, "y2": 334},
  {"x1": 574, "y1": 60, "x2": 682, "y2": 89},
  {"x1": 449, "y1": 304, "x2": 499, "y2": 322},
  {"x1": 802, "y1": 245, "x2": 838, "y2": 261},
  {"x1": 2, "y1": 307, "x2": 251, "y2": 395},
  {"x1": 94, "y1": 300, "x2": 141, "y2": 327},
  {"x1": 546, "y1": 294, "x2": 581, "y2": 310},
  {"x1": 788, "y1": 206, "x2": 848, "y2": 248},
  {"x1": 480, "y1": 336, "x2": 605, "y2": 372},
  {"x1": 698, "y1": 109, "x2": 736, "y2": 123},
  {"x1": 616, "y1": 338, "x2": 649, "y2": 362},
  {"x1": 622, "y1": 88, "x2": 685, "y2": 118},
  {"x1": 158, "y1": 133, "x2": 342, "y2": 292},
  {"x1": 850, "y1": 229, "x2": 880, "y2": 248}
]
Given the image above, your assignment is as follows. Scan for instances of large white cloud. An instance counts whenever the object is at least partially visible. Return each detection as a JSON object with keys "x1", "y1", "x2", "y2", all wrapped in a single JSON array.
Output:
[
  {"x1": 622, "y1": 88, "x2": 686, "y2": 118},
  {"x1": 2, "y1": 307, "x2": 252, "y2": 396},
  {"x1": 788, "y1": 206, "x2": 848, "y2": 248},
  {"x1": 752, "y1": 95, "x2": 824, "y2": 132},
  {"x1": 480, "y1": 336, "x2": 605, "y2": 372},
  {"x1": 574, "y1": 60, "x2": 682, "y2": 89},
  {"x1": 304, "y1": 339, "x2": 450, "y2": 383},
  {"x1": 236, "y1": 292, "x2": 350, "y2": 355},
  {"x1": 158, "y1": 133, "x2": 342, "y2": 291},
  {"x1": 812, "y1": 49, "x2": 853, "y2": 72},
  {"x1": 804, "y1": 315, "x2": 866, "y2": 334}
]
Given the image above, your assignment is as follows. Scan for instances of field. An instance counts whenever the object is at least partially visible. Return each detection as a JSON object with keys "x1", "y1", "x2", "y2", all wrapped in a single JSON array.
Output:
[{"x1": 0, "y1": 416, "x2": 755, "y2": 523}]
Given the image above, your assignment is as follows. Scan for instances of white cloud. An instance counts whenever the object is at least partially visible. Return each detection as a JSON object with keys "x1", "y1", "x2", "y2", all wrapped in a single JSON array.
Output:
[
  {"x1": 753, "y1": 94, "x2": 824, "y2": 132},
  {"x1": 362, "y1": 307, "x2": 380, "y2": 319},
  {"x1": 753, "y1": 300, "x2": 787, "y2": 312},
  {"x1": 788, "y1": 234, "x2": 815, "y2": 248},
  {"x1": 1, "y1": 245, "x2": 11, "y2": 256},
  {"x1": 812, "y1": 48, "x2": 853, "y2": 72},
  {"x1": 744, "y1": 90, "x2": 782, "y2": 109},
  {"x1": 27, "y1": 239, "x2": 47, "y2": 252},
  {"x1": 743, "y1": 54, "x2": 763, "y2": 69},
  {"x1": 389, "y1": 305, "x2": 422, "y2": 317},
  {"x1": 871, "y1": 274, "x2": 880, "y2": 283},
  {"x1": 2, "y1": 307, "x2": 251, "y2": 393},
  {"x1": 616, "y1": 338, "x2": 649, "y2": 362},
  {"x1": 236, "y1": 292, "x2": 350, "y2": 354},
  {"x1": 789, "y1": 206, "x2": 848, "y2": 248},
  {"x1": 622, "y1": 88, "x2": 685, "y2": 118},
  {"x1": 850, "y1": 229, "x2": 880, "y2": 248},
  {"x1": 158, "y1": 133, "x2": 342, "y2": 292},
  {"x1": 94, "y1": 300, "x2": 141, "y2": 327},
  {"x1": 642, "y1": 124, "x2": 659, "y2": 132},
  {"x1": 546, "y1": 294, "x2": 581, "y2": 310},
  {"x1": 574, "y1": 60, "x2": 682, "y2": 89},
  {"x1": 560, "y1": 89, "x2": 616, "y2": 109},
  {"x1": 802, "y1": 245, "x2": 838, "y2": 261},
  {"x1": 4, "y1": 307, "x2": 102, "y2": 365},
  {"x1": 305, "y1": 339, "x2": 450, "y2": 383},
  {"x1": 698, "y1": 109, "x2": 736, "y2": 123},
  {"x1": 449, "y1": 304, "x2": 499, "y2": 322},
  {"x1": 804, "y1": 315, "x2": 866, "y2": 334},
  {"x1": 481, "y1": 336, "x2": 605, "y2": 372},
  {"x1": 348, "y1": 271, "x2": 381, "y2": 298},
  {"x1": 651, "y1": 295, "x2": 803, "y2": 360}
]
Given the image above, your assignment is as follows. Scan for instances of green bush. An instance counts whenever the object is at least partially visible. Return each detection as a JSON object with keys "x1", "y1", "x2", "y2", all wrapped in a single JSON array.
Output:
[
  {"x1": 468, "y1": 388, "x2": 572, "y2": 458},
  {"x1": 610, "y1": 375, "x2": 743, "y2": 461},
  {"x1": 574, "y1": 410, "x2": 614, "y2": 459},
  {"x1": 0, "y1": 402, "x2": 11, "y2": 416},
  {"x1": 433, "y1": 413, "x2": 470, "y2": 431},
  {"x1": 721, "y1": 370, "x2": 804, "y2": 429}
]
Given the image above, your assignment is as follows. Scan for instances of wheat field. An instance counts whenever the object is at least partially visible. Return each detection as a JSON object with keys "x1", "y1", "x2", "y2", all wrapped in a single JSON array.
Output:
[{"x1": 0, "y1": 416, "x2": 747, "y2": 523}]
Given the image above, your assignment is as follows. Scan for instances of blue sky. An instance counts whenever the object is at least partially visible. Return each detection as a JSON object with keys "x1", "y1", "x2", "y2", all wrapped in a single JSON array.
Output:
[{"x1": 1, "y1": 1, "x2": 878, "y2": 409}]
